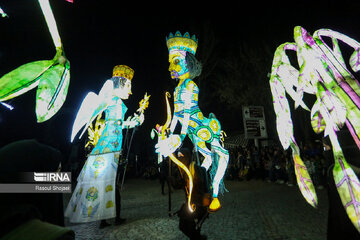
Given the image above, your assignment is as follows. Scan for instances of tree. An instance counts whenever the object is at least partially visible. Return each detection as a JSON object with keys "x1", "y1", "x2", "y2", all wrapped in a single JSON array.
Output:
[{"x1": 196, "y1": 33, "x2": 278, "y2": 136}]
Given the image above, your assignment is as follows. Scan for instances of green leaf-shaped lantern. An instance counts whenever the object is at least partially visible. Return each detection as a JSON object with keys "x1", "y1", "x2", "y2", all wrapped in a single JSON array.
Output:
[{"x1": 0, "y1": 0, "x2": 70, "y2": 122}]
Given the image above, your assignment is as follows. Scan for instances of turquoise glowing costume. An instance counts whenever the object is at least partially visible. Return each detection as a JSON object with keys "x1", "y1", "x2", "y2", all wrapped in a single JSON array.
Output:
[
  {"x1": 156, "y1": 31, "x2": 229, "y2": 212},
  {"x1": 171, "y1": 78, "x2": 228, "y2": 197},
  {"x1": 90, "y1": 98, "x2": 127, "y2": 155},
  {"x1": 65, "y1": 65, "x2": 143, "y2": 223}
]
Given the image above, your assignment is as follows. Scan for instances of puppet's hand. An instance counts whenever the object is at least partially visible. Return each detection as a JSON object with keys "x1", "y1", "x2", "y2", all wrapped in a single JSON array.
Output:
[
  {"x1": 137, "y1": 112, "x2": 145, "y2": 125},
  {"x1": 130, "y1": 112, "x2": 144, "y2": 126},
  {"x1": 155, "y1": 134, "x2": 181, "y2": 157},
  {"x1": 124, "y1": 115, "x2": 140, "y2": 128}
]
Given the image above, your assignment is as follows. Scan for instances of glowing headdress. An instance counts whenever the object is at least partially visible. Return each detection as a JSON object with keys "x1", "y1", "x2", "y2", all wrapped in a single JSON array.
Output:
[
  {"x1": 166, "y1": 31, "x2": 198, "y2": 55},
  {"x1": 112, "y1": 65, "x2": 134, "y2": 80}
]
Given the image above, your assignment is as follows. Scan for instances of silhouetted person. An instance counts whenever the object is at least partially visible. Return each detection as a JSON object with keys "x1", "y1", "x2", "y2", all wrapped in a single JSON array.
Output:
[
  {"x1": 159, "y1": 158, "x2": 172, "y2": 195},
  {"x1": 176, "y1": 148, "x2": 210, "y2": 240}
]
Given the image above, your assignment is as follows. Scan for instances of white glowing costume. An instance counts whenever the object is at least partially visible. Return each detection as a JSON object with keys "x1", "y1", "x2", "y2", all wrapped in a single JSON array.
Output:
[
  {"x1": 65, "y1": 65, "x2": 142, "y2": 223},
  {"x1": 65, "y1": 95, "x2": 127, "y2": 223}
]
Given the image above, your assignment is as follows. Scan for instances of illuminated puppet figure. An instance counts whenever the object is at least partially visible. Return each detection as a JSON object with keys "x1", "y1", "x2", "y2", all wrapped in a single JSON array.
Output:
[
  {"x1": 270, "y1": 26, "x2": 360, "y2": 233},
  {"x1": 0, "y1": 0, "x2": 70, "y2": 122},
  {"x1": 156, "y1": 31, "x2": 229, "y2": 212},
  {"x1": 65, "y1": 65, "x2": 146, "y2": 223}
]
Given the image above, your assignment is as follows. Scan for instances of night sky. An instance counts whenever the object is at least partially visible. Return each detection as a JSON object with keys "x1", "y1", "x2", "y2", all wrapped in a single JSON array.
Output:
[{"x1": 1, "y1": 0, "x2": 360, "y2": 161}]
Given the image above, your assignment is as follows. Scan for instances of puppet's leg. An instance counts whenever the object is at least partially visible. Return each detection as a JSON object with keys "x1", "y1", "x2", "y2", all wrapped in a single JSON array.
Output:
[
  {"x1": 207, "y1": 118, "x2": 229, "y2": 212},
  {"x1": 192, "y1": 133, "x2": 228, "y2": 212},
  {"x1": 206, "y1": 140, "x2": 228, "y2": 212},
  {"x1": 192, "y1": 124, "x2": 215, "y2": 171},
  {"x1": 193, "y1": 138, "x2": 213, "y2": 171},
  {"x1": 211, "y1": 140, "x2": 229, "y2": 198}
]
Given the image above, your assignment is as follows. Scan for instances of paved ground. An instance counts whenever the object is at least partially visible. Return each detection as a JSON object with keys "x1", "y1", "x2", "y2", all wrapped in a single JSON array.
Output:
[{"x1": 63, "y1": 179, "x2": 329, "y2": 240}]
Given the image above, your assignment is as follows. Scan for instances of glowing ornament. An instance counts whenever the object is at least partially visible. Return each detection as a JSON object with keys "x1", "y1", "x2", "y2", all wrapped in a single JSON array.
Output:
[
  {"x1": 85, "y1": 114, "x2": 106, "y2": 149},
  {"x1": 137, "y1": 92, "x2": 151, "y2": 114}
]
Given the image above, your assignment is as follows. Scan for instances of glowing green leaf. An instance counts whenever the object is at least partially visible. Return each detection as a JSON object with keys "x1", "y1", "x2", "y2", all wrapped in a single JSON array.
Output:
[
  {"x1": 0, "y1": 60, "x2": 54, "y2": 101},
  {"x1": 35, "y1": 62, "x2": 70, "y2": 122}
]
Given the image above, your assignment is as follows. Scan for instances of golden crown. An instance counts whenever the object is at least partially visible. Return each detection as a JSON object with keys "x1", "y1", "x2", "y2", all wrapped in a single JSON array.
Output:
[
  {"x1": 112, "y1": 65, "x2": 134, "y2": 80},
  {"x1": 166, "y1": 31, "x2": 198, "y2": 55}
]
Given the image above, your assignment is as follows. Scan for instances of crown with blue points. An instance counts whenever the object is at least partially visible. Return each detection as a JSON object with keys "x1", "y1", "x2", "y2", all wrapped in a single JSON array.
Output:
[{"x1": 166, "y1": 31, "x2": 198, "y2": 55}]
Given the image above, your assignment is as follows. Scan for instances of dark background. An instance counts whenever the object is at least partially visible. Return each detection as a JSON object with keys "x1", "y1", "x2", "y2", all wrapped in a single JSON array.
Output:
[{"x1": 0, "y1": 0, "x2": 360, "y2": 166}]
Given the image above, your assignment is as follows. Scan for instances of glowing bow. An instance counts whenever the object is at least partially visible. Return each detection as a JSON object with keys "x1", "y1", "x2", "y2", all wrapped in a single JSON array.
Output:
[
  {"x1": 153, "y1": 92, "x2": 195, "y2": 213},
  {"x1": 0, "y1": 0, "x2": 70, "y2": 122}
]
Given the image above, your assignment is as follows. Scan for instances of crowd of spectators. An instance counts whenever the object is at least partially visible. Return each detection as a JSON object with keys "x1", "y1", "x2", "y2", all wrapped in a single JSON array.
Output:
[
  {"x1": 89, "y1": 139, "x2": 329, "y2": 192},
  {"x1": 226, "y1": 141, "x2": 327, "y2": 189}
]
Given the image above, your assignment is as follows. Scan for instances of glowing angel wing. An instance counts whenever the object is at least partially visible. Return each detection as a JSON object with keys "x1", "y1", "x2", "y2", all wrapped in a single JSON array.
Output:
[
  {"x1": 70, "y1": 80, "x2": 112, "y2": 142},
  {"x1": 71, "y1": 92, "x2": 99, "y2": 142}
]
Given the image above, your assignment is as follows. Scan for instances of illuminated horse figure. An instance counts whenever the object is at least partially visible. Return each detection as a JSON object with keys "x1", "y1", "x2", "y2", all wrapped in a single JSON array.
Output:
[
  {"x1": 155, "y1": 31, "x2": 229, "y2": 213},
  {"x1": 270, "y1": 26, "x2": 360, "y2": 233}
]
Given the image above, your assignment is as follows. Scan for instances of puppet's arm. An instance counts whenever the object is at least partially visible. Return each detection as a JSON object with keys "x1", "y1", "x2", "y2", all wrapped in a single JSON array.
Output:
[
  {"x1": 169, "y1": 115, "x2": 179, "y2": 134},
  {"x1": 122, "y1": 92, "x2": 149, "y2": 129},
  {"x1": 123, "y1": 93, "x2": 151, "y2": 128},
  {"x1": 179, "y1": 80, "x2": 194, "y2": 141},
  {"x1": 122, "y1": 114, "x2": 143, "y2": 129}
]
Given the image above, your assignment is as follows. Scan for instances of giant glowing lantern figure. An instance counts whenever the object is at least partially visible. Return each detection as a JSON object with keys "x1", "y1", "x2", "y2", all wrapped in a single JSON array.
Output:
[
  {"x1": 65, "y1": 65, "x2": 148, "y2": 222},
  {"x1": 155, "y1": 31, "x2": 229, "y2": 212},
  {"x1": 0, "y1": 0, "x2": 70, "y2": 122},
  {"x1": 270, "y1": 26, "x2": 360, "y2": 232}
]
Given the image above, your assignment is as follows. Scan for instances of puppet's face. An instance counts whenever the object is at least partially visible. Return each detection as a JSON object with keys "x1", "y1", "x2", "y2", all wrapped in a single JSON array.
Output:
[
  {"x1": 168, "y1": 50, "x2": 189, "y2": 80},
  {"x1": 114, "y1": 79, "x2": 132, "y2": 100}
]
